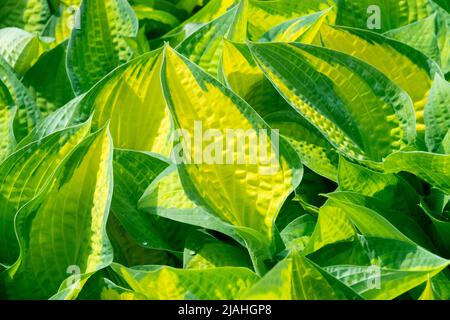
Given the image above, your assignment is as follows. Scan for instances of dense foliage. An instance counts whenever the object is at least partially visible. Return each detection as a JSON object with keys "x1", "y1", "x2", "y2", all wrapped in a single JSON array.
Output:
[{"x1": 0, "y1": 0, "x2": 449, "y2": 300}]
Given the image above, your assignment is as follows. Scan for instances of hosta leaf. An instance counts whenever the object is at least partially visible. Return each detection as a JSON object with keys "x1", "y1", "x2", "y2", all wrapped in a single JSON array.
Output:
[
  {"x1": 316, "y1": 24, "x2": 437, "y2": 136},
  {"x1": 138, "y1": 166, "x2": 273, "y2": 274},
  {"x1": 22, "y1": 41, "x2": 75, "y2": 116},
  {"x1": 304, "y1": 204, "x2": 357, "y2": 255},
  {"x1": 424, "y1": 74, "x2": 450, "y2": 153},
  {"x1": 151, "y1": 0, "x2": 236, "y2": 48},
  {"x1": 1, "y1": 126, "x2": 114, "y2": 299},
  {"x1": 139, "y1": 166, "x2": 240, "y2": 239},
  {"x1": 176, "y1": 7, "x2": 236, "y2": 77},
  {"x1": 324, "y1": 238, "x2": 449, "y2": 300},
  {"x1": 184, "y1": 230, "x2": 252, "y2": 269},
  {"x1": 0, "y1": 56, "x2": 40, "y2": 141},
  {"x1": 243, "y1": 253, "x2": 362, "y2": 300},
  {"x1": 222, "y1": 42, "x2": 339, "y2": 179},
  {"x1": 42, "y1": 1, "x2": 81, "y2": 44},
  {"x1": 306, "y1": 196, "x2": 450, "y2": 299},
  {"x1": 22, "y1": 49, "x2": 173, "y2": 156},
  {"x1": 385, "y1": 13, "x2": 440, "y2": 64},
  {"x1": 0, "y1": 121, "x2": 90, "y2": 265},
  {"x1": 325, "y1": 193, "x2": 419, "y2": 243},
  {"x1": 112, "y1": 149, "x2": 192, "y2": 252},
  {"x1": 221, "y1": 40, "x2": 290, "y2": 118},
  {"x1": 0, "y1": 0, "x2": 51, "y2": 34},
  {"x1": 107, "y1": 214, "x2": 180, "y2": 268},
  {"x1": 326, "y1": 192, "x2": 435, "y2": 251},
  {"x1": 434, "y1": 0, "x2": 450, "y2": 12},
  {"x1": 131, "y1": 2, "x2": 180, "y2": 37},
  {"x1": 338, "y1": 156, "x2": 421, "y2": 216},
  {"x1": 161, "y1": 45, "x2": 302, "y2": 243},
  {"x1": 67, "y1": 0, "x2": 139, "y2": 94},
  {"x1": 85, "y1": 50, "x2": 172, "y2": 155},
  {"x1": 275, "y1": 196, "x2": 306, "y2": 231},
  {"x1": 305, "y1": 189, "x2": 436, "y2": 257},
  {"x1": 0, "y1": 27, "x2": 51, "y2": 76},
  {"x1": 336, "y1": 0, "x2": 436, "y2": 32},
  {"x1": 419, "y1": 276, "x2": 450, "y2": 300},
  {"x1": 266, "y1": 111, "x2": 339, "y2": 181},
  {"x1": 100, "y1": 278, "x2": 147, "y2": 300},
  {"x1": 420, "y1": 200, "x2": 450, "y2": 256},
  {"x1": 280, "y1": 214, "x2": 316, "y2": 252},
  {"x1": 17, "y1": 94, "x2": 87, "y2": 147},
  {"x1": 436, "y1": 8, "x2": 450, "y2": 75},
  {"x1": 124, "y1": 27, "x2": 151, "y2": 57},
  {"x1": 225, "y1": 67, "x2": 334, "y2": 209},
  {"x1": 226, "y1": 0, "x2": 248, "y2": 42},
  {"x1": 383, "y1": 151, "x2": 450, "y2": 193},
  {"x1": 250, "y1": 42, "x2": 416, "y2": 162},
  {"x1": 0, "y1": 81, "x2": 15, "y2": 162},
  {"x1": 110, "y1": 262, "x2": 259, "y2": 299},
  {"x1": 246, "y1": 0, "x2": 335, "y2": 40},
  {"x1": 259, "y1": 8, "x2": 332, "y2": 43}
]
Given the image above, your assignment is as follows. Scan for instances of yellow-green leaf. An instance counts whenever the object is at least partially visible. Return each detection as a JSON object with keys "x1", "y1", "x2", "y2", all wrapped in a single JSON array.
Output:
[
  {"x1": 110, "y1": 262, "x2": 259, "y2": 299},
  {"x1": 1, "y1": 126, "x2": 114, "y2": 299},
  {"x1": 249, "y1": 42, "x2": 416, "y2": 162},
  {"x1": 161, "y1": 45, "x2": 302, "y2": 242},
  {"x1": 67, "y1": 0, "x2": 139, "y2": 94}
]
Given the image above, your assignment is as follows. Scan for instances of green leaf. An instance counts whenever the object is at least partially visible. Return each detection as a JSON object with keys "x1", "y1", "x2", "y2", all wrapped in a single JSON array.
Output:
[
  {"x1": 139, "y1": 165, "x2": 240, "y2": 239},
  {"x1": 336, "y1": 0, "x2": 436, "y2": 32},
  {"x1": 0, "y1": 55, "x2": 40, "y2": 142},
  {"x1": 326, "y1": 192, "x2": 435, "y2": 251},
  {"x1": 280, "y1": 214, "x2": 316, "y2": 252},
  {"x1": 221, "y1": 40, "x2": 290, "y2": 118},
  {"x1": 316, "y1": 24, "x2": 438, "y2": 137},
  {"x1": 0, "y1": 0, "x2": 51, "y2": 34},
  {"x1": 42, "y1": 0, "x2": 81, "y2": 44},
  {"x1": 419, "y1": 276, "x2": 450, "y2": 300},
  {"x1": 162, "y1": 0, "x2": 236, "y2": 44},
  {"x1": 246, "y1": 0, "x2": 335, "y2": 41},
  {"x1": 306, "y1": 195, "x2": 449, "y2": 299},
  {"x1": 110, "y1": 262, "x2": 259, "y2": 299},
  {"x1": 183, "y1": 230, "x2": 253, "y2": 270},
  {"x1": 100, "y1": 278, "x2": 147, "y2": 300},
  {"x1": 176, "y1": 7, "x2": 236, "y2": 77},
  {"x1": 338, "y1": 156, "x2": 422, "y2": 216},
  {"x1": 259, "y1": 8, "x2": 332, "y2": 43},
  {"x1": 420, "y1": 200, "x2": 450, "y2": 256},
  {"x1": 0, "y1": 81, "x2": 16, "y2": 162},
  {"x1": 22, "y1": 49, "x2": 173, "y2": 156},
  {"x1": 132, "y1": 2, "x2": 181, "y2": 35},
  {"x1": 266, "y1": 111, "x2": 339, "y2": 181},
  {"x1": 385, "y1": 13, "x2": 440, "y2": 64},
  {"x1": 383, "y1": 151, "x2": 450, "y2": 193},
  {"x1": 325, "y1": 238, "x2": 449, "y2": 300},
  {"x1": 17, "y1": 94, "x2": 86, "y2": 147},
  {"x1": 435, "y1": 8, "x2": 450, "y2": 74},
  {"x1": 1, "y1": 126, "x2": 114, "y2": 299},
  {"x1": 243, "y1": 253, "x2": 362, "y2": 300},
  {"x1": 107, "y1": 214, "x2": 180, "y2": 268},
  {"x1": 424, "y1": 74, "x2": 450, "y2": 153},
  {"x1": 303, "y1": 204, "x2": 357, "y2": 255},
  {"x1": 22, "y1": 41, "x2": 75, "y2": 117},
  {"x1": 111, "y1": 149, "x2": 192, "y2": 252},
  {"x1": 0, "y1": 121, "x2": 91, "y2": 266},
  {"x1": 66, "y1": 0, "x2": 139, "y2": 94},
  {"x1": 138, "y1": 165, "x2": 273, "y2": 274},
  {"x1": 0, "y1": 27, "x2": 51, "y2": 76},
  {"x1": 161, "y1": 45, "x2": 302, "y2": 243},
  {"x1": 249, "y1": 42, "x2": 416, "y2": 162}
]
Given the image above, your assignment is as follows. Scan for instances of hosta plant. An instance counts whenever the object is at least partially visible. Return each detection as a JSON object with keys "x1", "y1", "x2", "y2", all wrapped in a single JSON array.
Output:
[{"x1": 0, "y1": 0, "x2": 449, "y2": 300}]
